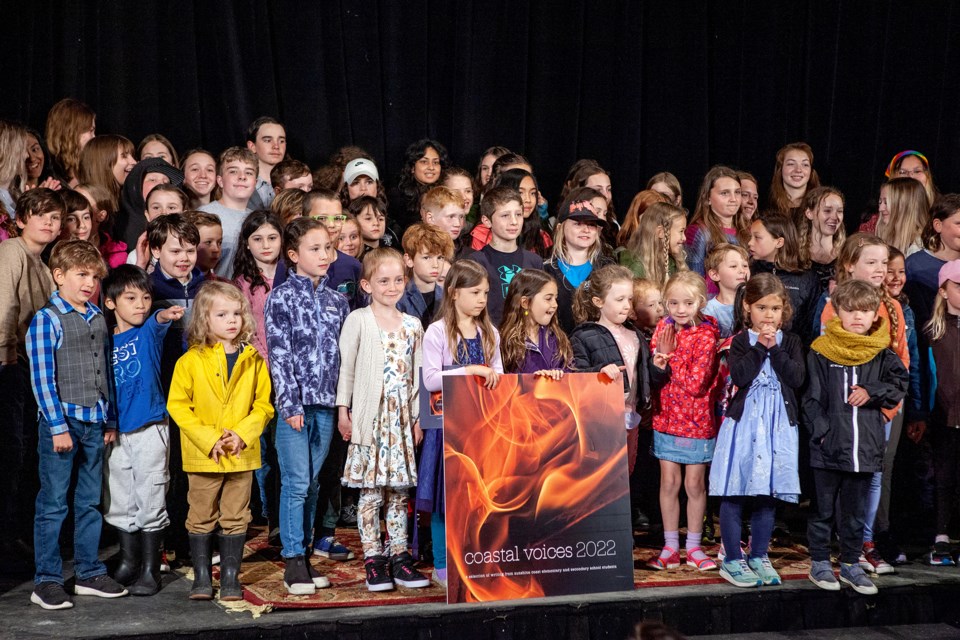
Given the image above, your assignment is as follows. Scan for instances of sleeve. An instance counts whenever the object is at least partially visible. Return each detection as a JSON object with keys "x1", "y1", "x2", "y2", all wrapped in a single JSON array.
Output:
[
  {"x1": 264, "y1": 291, "x2": 303, "y2": 420},
  {"x1": 571, "y1": 331, "x2": 599, "y2": 372},
  {"x1": 669, "y1": 331, "x2": 718, "y2": 398},
  {"x1": 410, "y1": 320, "x2": 423, "y2": 423},
  {"x1": 489, "y1": 328, "x2": 504, "y2": 374},
  {"x1": 422, "y1": 322, "x2": 455, "y2": 392},
  {"x1": 27, "y1": 310, "x2": 68, "y2": 435},
  {"x1": 684, "y1": 226, "x2": 708, "y2": 276},
  {"x1": 802, "y1": 351, "x2": 831, "y2": 441},
  {"x1": 149, "y1": 311, "x2": 172, "y2": 338},
  {"x1": 103, "y1": 319, "x2": 118, "y2": 430},
  {"x1": 166, "y1": 354, "x2": 222, "y2": 456},
  {"x1": 727, "y1": 333, "x2": 768, "y2": 388},
  {"x1": 231, "y1": 355, "x2": 273, "y2": 446},
  {"x1": 0, "y1": 251, "x2": 24, "y2": 363},
  {"x1": 906, "y1": 314, "x2": 923, "y2": 420},
  {"x1": 812, "y1": 295, "x2": 829, "y2": 338},
  {"x1": 335, "y1": 312, "x2": 361, "y2": 408},
  {"x1": 767, "y1": 333, "x2": 806, "y2": 389},
  {"x1": 860, "y1": 350, "x2": 909, "y2": 410}
]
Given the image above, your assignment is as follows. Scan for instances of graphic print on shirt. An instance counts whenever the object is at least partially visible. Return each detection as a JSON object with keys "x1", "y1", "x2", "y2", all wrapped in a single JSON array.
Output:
[
  {"x1": 498, "y1": 264, "x2": 522, "y2": 298},
  {"x1": 113, "y1": 335, "x2": 143, "y2": 387}
]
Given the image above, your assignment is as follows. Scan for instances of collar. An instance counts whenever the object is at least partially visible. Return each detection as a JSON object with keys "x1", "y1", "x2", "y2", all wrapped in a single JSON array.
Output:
[
  {"x1": 288, "y1": 269, "x2": 329, "y2": 291},
  {"x1": 50, "y1": 291, "x2": 100, "y2": 318}
]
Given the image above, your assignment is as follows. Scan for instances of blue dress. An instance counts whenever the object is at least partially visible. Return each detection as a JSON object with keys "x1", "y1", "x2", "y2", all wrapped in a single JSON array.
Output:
[{"x1": 709, "y1": 330, "x2": 800, "y2": 503}]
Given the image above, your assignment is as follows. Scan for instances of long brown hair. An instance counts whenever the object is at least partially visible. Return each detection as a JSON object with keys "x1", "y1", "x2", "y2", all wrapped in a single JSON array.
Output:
[
  {"x1": 78, "y1": 134, "x2": 134, "y2": 207},
  {"x1": 690, "y1": 165, "x2": 749, "y2": 246},
  {"x1": 876, "y1": 177, "x2": 929, "y2": 254},
  {"x1": 499, "y1": 269, "x2": 573, "y2": 372},
  {"x1": 923, "y1": 194, "x2": 960, "y2": 252},
  {"x1": 768, "y1": 142, "x2": 821, "y2": 212},
  {"x1": 437, "y1": 259, "x2": 498, "y2": 365},
  {"x1": 797, "y1": 186, "x2": 845, "y2": 266},
  {"x1": 836, "y1": 233, "x2": 900, "y2": 349},
  {"x1": 45, "y1": 98, "x2": 96, "y2": 182},
  {"x1": 751, "y1": 210, "x2": 805, "y2": 271}
]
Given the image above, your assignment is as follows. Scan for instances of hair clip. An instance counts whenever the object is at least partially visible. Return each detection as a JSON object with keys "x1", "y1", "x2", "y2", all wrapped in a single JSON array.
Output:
[
  {"x1": 583, "y1": 281, "x2": 591, "y2": 291},
  {"x1": 857, "y1": 237, "x2": 865, "y2": 247}
]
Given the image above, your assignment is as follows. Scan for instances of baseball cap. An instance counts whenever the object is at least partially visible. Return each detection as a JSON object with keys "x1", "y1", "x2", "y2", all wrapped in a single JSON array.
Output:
[
  {"x1": 938, "y1": 260, "x2": 960, "y2": 287},
  {"x1": 557, "y1": 198, "x2": 606, "y2": 226},
  {"x1": 343, "y1": 158, "x2": 379, "y2": 185}
]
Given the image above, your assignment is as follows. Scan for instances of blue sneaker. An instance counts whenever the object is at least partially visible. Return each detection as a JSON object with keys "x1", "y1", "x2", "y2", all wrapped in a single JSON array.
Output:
[
  {"x1": 313, "y1": 536, "x2": 355, "y2": 561},
  {"x1": 747, "y1": 555, "x2": 782, "y2": 585},
  {"x1": 719, "y1": 558, "x2": 761, "y2": 588}
]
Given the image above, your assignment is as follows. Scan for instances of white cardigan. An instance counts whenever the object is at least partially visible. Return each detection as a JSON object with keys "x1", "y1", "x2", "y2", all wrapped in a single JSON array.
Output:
[{"x1": 336, "y1": 306, "x2": 422, "y2": 447}]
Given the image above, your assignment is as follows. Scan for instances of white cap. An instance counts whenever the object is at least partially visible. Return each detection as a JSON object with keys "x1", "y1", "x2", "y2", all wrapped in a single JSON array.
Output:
[{"x1": 343, "y1": 158, "x2": 379, "y2": 185}]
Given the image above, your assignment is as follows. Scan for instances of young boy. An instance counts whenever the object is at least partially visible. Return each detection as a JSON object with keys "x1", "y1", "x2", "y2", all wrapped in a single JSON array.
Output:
[
  {"x1": 467, "y1": 186, "x2": 543, "y2": 324},
  {"x1": 420, "y1": 186, "x2": 467, "y2": 258},
  {"x1": 398, "y1": 222, "x2": 454, "y2": 328},
  {"x1": 28, "y1": 240, "x2": 128, "y2": 609},
  {"x1": 271, "y1": 159, "x2": 313, "y2": 194},
  {"x1": 704, "y1": 243, "x2": 750, "y2": 338},
  {"x1": 246, "y1": 116, "x2": 287, "y2": 210},
  {"x1": 0, "y1": 189, "x2": 62, "y2": 561},
  {"x1": 199, "y1": 147, "x2": 256, "y2": 278},
  {"x1": 304, "y1": 189, "x2": 363, "y2": 307},
  {"x1": 102, "y1": 265, "x2": 184, "y2": 596},
  {"x1": 127, "y1": 184, "x2": 189, "y2": 269},
  {"x1": 183, "y1": 211, "x2": 224, "y2": 280},
  {"x1": 804, "y1": 279, "x2": 908, "y2": 596}
]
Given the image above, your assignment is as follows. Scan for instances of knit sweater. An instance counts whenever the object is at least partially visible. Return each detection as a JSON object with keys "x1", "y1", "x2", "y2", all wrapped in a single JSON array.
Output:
[{"x1": 0, "y1": 238, "x2": 56, "y2": 363}]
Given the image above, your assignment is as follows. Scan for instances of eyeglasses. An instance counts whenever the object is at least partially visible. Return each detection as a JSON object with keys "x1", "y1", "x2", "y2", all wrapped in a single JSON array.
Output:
[
  {"x1": 897, "y1": 168, "x2": 926, "y2": 177},
  {"x1": 311, "y1": 215, "x2": 347, "y2": 223}
]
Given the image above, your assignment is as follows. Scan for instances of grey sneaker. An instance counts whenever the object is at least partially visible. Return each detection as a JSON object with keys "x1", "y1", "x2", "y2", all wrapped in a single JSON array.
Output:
[
  {"x1": 808, "y1": 559, "x2": 839, "y2": 591},
  {"x1": 840, "y1": 562, "x2": 878, "y2": 595},
  {"x1": 747, "y1": 555, "x2": 782, "y2": 586}
]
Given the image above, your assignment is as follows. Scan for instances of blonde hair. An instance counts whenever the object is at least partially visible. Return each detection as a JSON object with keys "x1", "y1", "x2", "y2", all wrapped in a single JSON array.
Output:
[
  {"x1": 797, "y1": 186, "x2": 846, "y2": 266},
  {"x1": 704, "y1": 242, "x2": 749, "y2": 277},
  {"x1": 926, "y1": 291, "x2": 951, "y2": 342},
  {"x1": 663, "y1": 271, "x2": 708, "y2": 325},
  {"x1": 360, "y1": 247, "x2": 404, "y2": 282},
  {"x1": 271, "y1": 188, "x2": 306, "y2": 226},
  {"x1": 499, "y1": 269, "x2": 573, "y2": 372},
  {"x1": 0, "y1": 120, "x2": 28, "y2": 192},
  {"x1": 836, "y1": 233, "x2": 900, "y2": 348},
  {"x1": 437, "y1": 260, "x2": 498, "y2": 365},
  {"x1": 623, "y1": 202, "x2": 687, "y2": 287},
  {"x1": 49, "y1": 239, "x2": 107, "y2": 278},
  {"x1": 45, "y1": 98, "x2": 95, "y2": 182},
  {"x1": 690, "y1": 165, "x2": 749, "y2": 246},
  {"x1": 573, "y1": 264, "x2": 634, "y2": 324},
  {"x1": 876, "y1": 177, "x2": 929, "y2": 254},
  {"x1": 186, "y1": 281, "x2": 255, "y2": 348},
  {"x1": 550, "y1": 217, "x2": 604, "y2": 266},
  {"x1": 633, "y1": 277, "x2": 660, "y2": 302}
]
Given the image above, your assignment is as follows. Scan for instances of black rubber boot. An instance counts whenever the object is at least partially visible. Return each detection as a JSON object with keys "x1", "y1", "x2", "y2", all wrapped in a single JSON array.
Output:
[
  {"x1": 130, "y1": 528, "x2": 164, "y2": 596},
  {"x1": 187, "y1": 532, "x2": 214, "y2": 600},
  {"x1": 217, "y1": 533, "x2": 246, "y2": 601},
  {"x1": 113, "y1": 529, "x2": 141, "y2": 586}
]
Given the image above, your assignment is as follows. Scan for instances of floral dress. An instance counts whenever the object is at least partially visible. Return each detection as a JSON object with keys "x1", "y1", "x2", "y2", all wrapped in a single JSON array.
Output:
[{"x1": 342, "y1": 315, "x2": 421, "y2": 489}]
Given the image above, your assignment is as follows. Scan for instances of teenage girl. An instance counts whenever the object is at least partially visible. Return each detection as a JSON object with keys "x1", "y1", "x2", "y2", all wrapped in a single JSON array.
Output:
[
  {"x1": 499, "y1": 269, "x2": 573, "y2": 376},
  {"x1": 337, "y1": 248, "x2": 431, "y2": 591},
  {"x1": 872, "y1": 177, "x2": 929, "y2": 256},
  {"x1": 477, "y1": 146, "x2": 511, "y2": 187},
  {"x1": 138, "y1": 134, "x2": 179, "y2": 165},
  {"x1": 647, "y1": 171, "x2": 683, "y2": 207},
  {"x1": 77, "y1": 134, "x2": 137, "y2": 208},
  {"x1": 166, "y1": 281, "x2": 273, "y2": 601},
  {"x1": 393, "y1": 139, "x2": 448, "y2": 227},
  {"x1": 618, "y1": 201, "x2": 687, "y2": 286},
  {"x1": 710, "y1": 274, "x2": 804, "y2": 588},
  {"x1": 648, "y1": 271, "x2": 721, "y2": 572},
  {"x1": 797, "y1": 186, "x2": 846, "y2": 292},
  {"x1": 768, "y1": 142, "x2": 820, "y2": 214},
  {"x1": 885, "y1": 150, "x2": 938, "y2": 207},
  {"x1": 487, "y1": 168, "x2": 551, "y2": 258},
  {"x1": 44, "y1": 97, "x2": 96, "y2": 186},
  {"x1": 738, "y1": 171, "x2": 759, "y2": 220},
  {"x1": 419, "y1": 259, "x2": 503, "y2": 587},
  {"x1": 180, "y1": 149, "x2": 219, "y2": 208},
  {"x1": 685, "y1": 166, "x2": 747, "y2": 289},
  {"x1": 905, "y1": 194, "x2": 960, "y2": 347}
]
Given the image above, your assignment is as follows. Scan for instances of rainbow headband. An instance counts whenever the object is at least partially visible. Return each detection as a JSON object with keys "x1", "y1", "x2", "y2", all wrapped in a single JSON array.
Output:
[{"x1": 885, "y1": 150, "x2": 929, "y2": 178}]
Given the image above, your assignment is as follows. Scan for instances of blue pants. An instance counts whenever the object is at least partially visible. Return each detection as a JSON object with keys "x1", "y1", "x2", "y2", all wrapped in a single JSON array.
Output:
[
  {"x1": 275, "y1": 405, "x2": 334, "y2": 558},
  {"x1": 34, "y1": 417, "x2": 108, "y2": 585},
  {"x1": 719, "y1": 496, "x2": 776, "y2": 561},
  {"x1": 431, "y1": 513, "x2": 446, "y2": 570}
]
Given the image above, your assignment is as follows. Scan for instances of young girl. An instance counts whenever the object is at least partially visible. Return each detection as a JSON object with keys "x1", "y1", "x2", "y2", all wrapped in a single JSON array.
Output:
[
  {"x1": 180, "y1": 149, "x2": 219, "y2": 208},
  {"x1": 442, "y1": 166, "x2": 477, "y2": 222},
  {"x1": 499, "y1": 269, "x2": 573, "y2": 376},
  {"x1": 906, "y1": 194, "x2": 960, "y2": 346},
  {"x1": 349, "y1": 195, "x2": 390, "y2": 255},
  {"x1": 166, "y1": 282, "x2": 273, "y2": 601},
  {"x1": 710, "y1": 274, "x2": 804, "y2": 587},
  {"x1": 685, "y1": 166, "x2": 747, "y2": 287},
  {"x1": 619, "y1": 201, "x2": 687, "y2": 286},
  {"x1": 337, "y1": 214, "x2": 363, "y2": 259},
  {"x1": 419, "y1": 259, "x2": 503, "y2": 587},
  {"x1": 233, "y1": 211, "x2": 286, "y2": 365},
  {"x1": 74, "y1": 183, "x2": 127, "y2": 268},
  {"x1": 336, "y1": 248, "x2": 430, "y2": 591},
  {"x1": 648, "y1": 271, "x2": 721, "y2": 571},
  {"x1": 798, "y1": 186, "x2": 846, "y2": 292},
  {"x1": 570, "y1": 265, "x2": 650, "y2": 481},
  {"x1": 872, "y1": 178, "x2": 929, "y2": 256},
  {"x1": 768, "y1": 142, "x2": 820, "y2": 214},
  {"x1": 476, "y1": 146, "x2": 511, "y2": 187}
]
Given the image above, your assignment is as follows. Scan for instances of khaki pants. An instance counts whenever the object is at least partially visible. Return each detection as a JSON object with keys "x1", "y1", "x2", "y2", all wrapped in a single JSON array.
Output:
[{"x1": 185, "y1": 471, "x2": 253, "y2": 535}]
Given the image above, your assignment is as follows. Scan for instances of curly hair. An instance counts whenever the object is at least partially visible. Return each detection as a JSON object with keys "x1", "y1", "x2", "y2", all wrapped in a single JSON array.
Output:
[
  {"x1": 186, "y1": 281, "x2": 256, "y2": 348},
  {"x1": 573, "y1": 264, "x2": 635, "y2": 324},
  {"x1": 232, "y1": 210, "x2": 283, "y2": 295},
  {"x1": 499, "y1": 269, "x2": 572, "y2": 372}
]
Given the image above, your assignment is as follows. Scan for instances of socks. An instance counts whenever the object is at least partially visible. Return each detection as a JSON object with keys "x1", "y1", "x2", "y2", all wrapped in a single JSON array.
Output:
[
  {"x1": 663, "y1": 530, "x2": 679, "y2": 554},
  {"x1": 686, "y1": 530, "x2": 701, "y2": 552}
]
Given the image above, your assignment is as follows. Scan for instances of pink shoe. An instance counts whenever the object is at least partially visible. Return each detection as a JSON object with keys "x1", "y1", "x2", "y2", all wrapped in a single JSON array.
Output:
[
  {"x1": 647, "y1": 546, "x2": 681, "y2": 570},
  {"x1": 686, "y1": 547, "x2": 717, "y2": 571}
]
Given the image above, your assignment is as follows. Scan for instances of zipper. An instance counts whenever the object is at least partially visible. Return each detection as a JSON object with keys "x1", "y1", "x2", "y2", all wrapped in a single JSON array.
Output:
[{"x1": 850, "y1": 365, "x2": 859, "y2": 472}]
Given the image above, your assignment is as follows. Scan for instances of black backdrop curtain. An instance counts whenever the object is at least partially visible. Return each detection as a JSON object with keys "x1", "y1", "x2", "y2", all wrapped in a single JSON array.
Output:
[{"x1": 3, "y1": 1, "x2": 959, "y2": 223}]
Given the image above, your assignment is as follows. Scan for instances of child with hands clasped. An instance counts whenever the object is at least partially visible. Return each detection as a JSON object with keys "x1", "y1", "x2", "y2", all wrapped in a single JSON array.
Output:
[
  {"x1": 709, "y1": 274, "x2": 805, "y2": 588},
  {"x1": 336, "y1": 248, "x2": 431, "y2": 592},
  {"x1": 648, "y1": 271, "x2": 722, "y2": 572},
  {"x1": 499, "y1": 269, "x2": 573, "y2": 376},
  {"x1": 419, "y1": 259, "x2": 504, "y2": 588},
  {"x1": 166, "y1": 282, "x2": 273, "y2": 602}
]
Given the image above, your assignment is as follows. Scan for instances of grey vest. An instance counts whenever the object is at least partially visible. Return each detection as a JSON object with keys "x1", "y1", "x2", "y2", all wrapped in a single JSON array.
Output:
[{"x1": 46, "y1": 302, "x2": 109, "y2": 408}]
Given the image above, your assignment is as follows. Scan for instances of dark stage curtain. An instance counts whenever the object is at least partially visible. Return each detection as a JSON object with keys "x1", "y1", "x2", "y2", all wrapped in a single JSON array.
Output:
[{"x1": 3, "y1": 1, "x2": 959, "y2": 224}]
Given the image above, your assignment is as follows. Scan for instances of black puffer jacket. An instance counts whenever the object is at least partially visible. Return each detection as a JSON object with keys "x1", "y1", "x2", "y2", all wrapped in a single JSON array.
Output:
[
  {"x1": 544, "y1": 255, "x2": 615, "y2": 335},
  {"x1": 750, "y1": 260, "x2": 820, "y2": 347},
  {"x1": 570, "y1": 321, "x2": 650, "y2": 402},
  {"x1": 803, "y1": 348, "x2": 908, "y2": 473}
]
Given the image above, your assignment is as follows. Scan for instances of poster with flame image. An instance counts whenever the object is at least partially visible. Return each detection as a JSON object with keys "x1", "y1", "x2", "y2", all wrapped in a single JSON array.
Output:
[{"x1": 442, "y1": 372, "x2": 635, "y2": 603}]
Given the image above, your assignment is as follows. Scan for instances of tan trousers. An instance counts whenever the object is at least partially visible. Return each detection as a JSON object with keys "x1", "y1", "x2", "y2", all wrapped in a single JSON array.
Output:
[{"x1": 185, "y1": 471, "x2": 252, "y2": 535}]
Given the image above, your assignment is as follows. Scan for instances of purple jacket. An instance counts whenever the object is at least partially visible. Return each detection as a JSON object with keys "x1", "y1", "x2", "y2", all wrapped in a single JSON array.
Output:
[{"x1": 514, "y1": 326, "x2": 570, "y2": 374}]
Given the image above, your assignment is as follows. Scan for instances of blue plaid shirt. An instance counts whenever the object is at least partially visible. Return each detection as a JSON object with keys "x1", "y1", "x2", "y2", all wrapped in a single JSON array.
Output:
[{"x1": 27, "y1": 292, "x2": 115, "y2": 435}]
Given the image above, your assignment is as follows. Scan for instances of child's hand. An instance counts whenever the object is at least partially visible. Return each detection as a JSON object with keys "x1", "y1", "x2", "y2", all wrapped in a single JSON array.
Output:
[
  {"x1": 906, "y1": 420, "x2": 926, "y2": 443},
  {"x1": 209, "y1": 440, "x2": 226, "y2": 464},
  {"x1": 652, "y1": 352, "x2": 671, "y2": 369},
  {"x1": 103, "y1": 430, "x2": 118, "y2": 446},
  {"x1": 158, "y1": 306, "x2": 185, "y2": 324},
  {"x1": 134, "y1": 232, "x2": 151, "y2": 269},
  {"x1": 338, "y1": 407, "x2": 352, "y2": 442},
  {"x1": 600, "y1": 364, "x2": 624, "y2": 381},
  {"x1": 847, "y1": 385, "x2": 871, "y2": 407},
  {"x1": 657, "y1": 324, "x2": 677, "y2": 355},
  {"x1": 757, "y1": 324, "x2": 778, "y2": 348},
  {"x1": 52, "y1": 432, "x2": 73, "y2": 454},
  {"x1": 221, "y1": 429, "x2": 246, "y2": 456},
  {"x1": 534, "y1": 369, "x2": 564, "y2": 380},
  {"x1": 470, "y1": 366, "x2": 500, "y2": 389},
  {"x1": 413, "y1": 421, "x2": 423, "y2": 446},
  {"x1": 286, "y1": 414, "x2": 304, "y2": 432}
]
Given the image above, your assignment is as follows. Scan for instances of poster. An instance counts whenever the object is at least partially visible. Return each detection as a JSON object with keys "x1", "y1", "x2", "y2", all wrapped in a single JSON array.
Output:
[{"x1": 442, "y1": 372, "x2": 634, "y2": 603}]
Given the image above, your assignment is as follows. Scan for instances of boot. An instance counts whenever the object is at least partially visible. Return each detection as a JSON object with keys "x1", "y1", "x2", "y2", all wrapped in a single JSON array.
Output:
[
  {"x1": 187, "y1": 532, "x2": 214, "y2": 600},
  {"x1": 217, "y1": 533, "x2": 246, "y2": 601},
  {"x1": 113, "y1": 529, "x2": 141, "y2": 586},
  {"x1": 130, "y1": 528, "x2": 164, "y2": 596}
]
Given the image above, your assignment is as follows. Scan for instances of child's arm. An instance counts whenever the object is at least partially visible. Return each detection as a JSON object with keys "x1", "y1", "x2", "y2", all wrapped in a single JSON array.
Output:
[
  {"x1": 802, "y1": 351, "x2": 831, "y2": 441},
  {"x1": 856, "y1": 350, "x2": 909, "y2": 410},
  {"x1": 156, "y1": 305, "x2": 185, "y2": 325},
  {"x1": 26, "y1": 310, "x2": 72, "y2": 452},
  {"x1": 727, "y1": 333, "x2": 767, "y2": 387},
  {"x1": 229, "y1": 355, "x2": 274, "y2": 449},
  {"x1": 264, "y1": 293, "x2": 303, "y2": 425},
  {"x1": 766, "y1": 333, "x2": 806, "y2": 389},
  {"x1": 166, "y1": 354, "x2": 224, "y2": 459},
  {"x1": 335, "y1": 312, "x2": 362, "y2": 441}
]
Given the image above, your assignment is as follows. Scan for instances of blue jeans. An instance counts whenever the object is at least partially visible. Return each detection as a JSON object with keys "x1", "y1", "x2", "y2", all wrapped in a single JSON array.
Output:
[
  {"x1": 275, "y1": 405, "x2": 334, "y2": 558},
  {"x1": 862, "y1": 420, "x2": 892, "y2": 543},
  {"x1": 34, "y1": 417, "x2": 108, "y2": 585}
]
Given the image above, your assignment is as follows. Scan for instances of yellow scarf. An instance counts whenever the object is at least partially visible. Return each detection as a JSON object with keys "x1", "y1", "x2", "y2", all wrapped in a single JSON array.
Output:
[{"x1": 811, "y1": 316, "x2": 890, "y2": 366}]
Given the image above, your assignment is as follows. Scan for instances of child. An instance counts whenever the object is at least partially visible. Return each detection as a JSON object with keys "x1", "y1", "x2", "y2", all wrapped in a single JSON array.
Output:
[
  {"x1": 75, "y1": 183, "x2": 128, "y2": 269},
  {"x1": 127, "y1": 184, "x2": 189, "y2": 269},
  {"x1": 340, "y1": 157, "x2": 382, "y2": 206},
  {"x1": 398, "y1": 222, "x2": 454, "y2": 329},
  {"x1": 60, "y1": 189, "x2": 95, "y2": 242},
  {"x1": 183, "y1": 211, "x2": 224, "y2": 280},
  {"x1": 199, "y1": 147, "x2": 257, "y2": 278},
  {"x1": 685, "y1": 166, "x2": 747, "y2": 287},
  {"x1": 419, "y1": 259, "x2": 503, "y2": 587},
  {"x1": 350, "y1": 195, "x2": 390, "y2": 255},
  {"x1": 419, "y1": 186, "x2": 467, "y2": 258},
  {"x1": 167, "y1": 282, "x2": 273, "y2": 601},
  {"x1": 180, "y1": 149, "x2": 218, "y2": 209},
  {"x1": 804, "y1": 279, "x2": 908, "y2": 594},
  {"x1": 336, "y1": 248, "x2": 431, "y2": 591},
  {"x1": 704, "y1": 243, "x2": 750, "y2": 338},
  {"x1": 0, "y1": 189, "x2": 62, "y2": 555},
  {"x1": 442, "y1": 167, "x2": 477, "y2": 222},
  {"x1": 304, "y1": 189, "x2": 363, "y2": 307},
  {"x1": 271, "y1": 159, "x2": 313, "y2": 194},
  {"x1": 873, "y1": 177, "x2": 929, "y2": 256},
  {"x1": 618, "y1": 201, "x2": 687, "y2": 286},
  {"x1": 768, "y1": 142, "x2": 819, "y2": 213},
  {"x1": 337, "y1": 214, "x2": 363, "y2": 259},
  {"x1": 648, "y1": 271, "x2": 721, "y2": 572},
  {"x1": 28, "y1": 240, "x2": 128, "y2": 609},
  {"x1": 116, "y1": 157, "x2": 184, "y2": 250},
  {"x1": 499, "y1": 269, "x2": 573, "y2": 375},
  {"x1": 102, "y1": 266, "x2": 184, "y2": 596},
  {"x1": 265, "y1": 217, "x2": 349, "y2": 594},
  {"x1": 632, "y1": 278, "x2": 664, "y2": 342},
  {"x1": 467, "y1": 186, "x2": 544, "y2": 325},
  {"x1": 570, "y1": 265, "x2": 651, "y2": 481},
  {"x1": 797, "y1": 186, "x2": 845, "y2": 292},
  {"x1": 710, "y1": 274, "x2": 804, "y2": 588},
  {"x1": 245, "y1": 116, "x2": 286, "y2": 210}
]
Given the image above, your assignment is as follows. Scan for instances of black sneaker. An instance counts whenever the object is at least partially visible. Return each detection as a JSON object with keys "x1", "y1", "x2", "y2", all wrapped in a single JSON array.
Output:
[
  {"x1": 364, "y1": 555, "x2": 394, "y2": 592},
  {"x1": 283, "y1": 555, "x2": 316, "y2": 595},
  {"x1": 929, "y1": 541, "x2": 956, "y2": 566},
  {"x1": 30, "y1": 581, "x2": 74, "y2": 610},
  {"x1": 74, "y1": 574, "x2": 128, "y2": 598},
  {"x1": 390, "y1": 552, "x2": 430, "y2": 588}
]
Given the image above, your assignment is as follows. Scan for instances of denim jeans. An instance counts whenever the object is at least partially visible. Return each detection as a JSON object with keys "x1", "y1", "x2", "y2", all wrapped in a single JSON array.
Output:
[
  {"x1": 275, "y1": 405, "x2": 334, "y2": 558},
  {"x1": 34, "y1": 416, "x2": 108, "y2": 585},
  {"x1": 862, "y1": 420, "x2": 892, "y2": 543}
]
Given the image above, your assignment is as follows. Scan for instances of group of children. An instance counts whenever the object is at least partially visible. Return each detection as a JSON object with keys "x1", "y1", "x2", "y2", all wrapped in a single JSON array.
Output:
[{"x1": 2, "y1": 102, "x2": 959, "y2": 611}]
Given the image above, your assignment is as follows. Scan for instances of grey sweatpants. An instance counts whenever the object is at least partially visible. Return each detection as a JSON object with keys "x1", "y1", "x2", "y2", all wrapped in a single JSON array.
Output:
[{"x1": 103, "y1": 421, "x2": 170, "y2": 532}]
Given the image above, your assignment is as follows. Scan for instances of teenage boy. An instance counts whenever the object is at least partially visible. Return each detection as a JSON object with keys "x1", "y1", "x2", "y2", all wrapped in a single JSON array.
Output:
[
  {"x1": 420, "y1": 186, "x2": 467, "y2": 259},
  {"x1": 467, "y1": 186, "x2": 543, "y2": 324},
  {"x1": 703, "y1": 243, "x2": 751, "y2": 339},
  {"x1": 102, "y1": 265, "x2": 184, "y2": 596},
  {"x1": 246, "y1": 116, "x2": 286, "y2": 210},
  {"x1": 304, "y1": 189, "x2": 362, "y2": 307},
  {"x1": 200, "y1": 147, "x2": 256, "y2": 278},
  {"x1": 398, "y1": 222, "x2": 454, "y2": 328},
  {"x1": 183, "y1": 211, "x2": 224, "y2": 280},
  {"x1": 0, "y1": 189, "x2": 63, "y2": 561},
  {"x1": 28, "y1": 240, "x2": 128, "y2": 609},
  {"x1": 271, "y1": 159, "x2": 313, "y2": 194}
]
